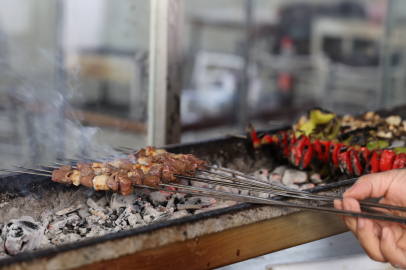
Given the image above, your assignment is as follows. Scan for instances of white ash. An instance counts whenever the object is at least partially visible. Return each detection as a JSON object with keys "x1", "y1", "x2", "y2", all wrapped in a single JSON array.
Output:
[
  {"x1": 286, "y1": 184, "x2": 300, "y2": 190},
  {"x1": 55, "y1": 204, "x2": 82, "y2": 216},
  {"x1": 310, "y1": 173, "x2": 323, "y2": 184},
  {"x1": 194, "y1": 200, "x2": 238, "y2": 214},
  {"x1": 166, "y1": 193, "x2": 184, "y2": 210},
  {"x1": 269, "y1": 165, "x2": 288, "y2": 183},
  {"x1": 190, "y1": 180, "x2": 213, "y2": 189},
  {"x1": 250, "y1": 169, "x2": 270, "y2": 198},
  {"x1": 1, "y1": 216, "x2": 44, "y2": 255},
  {"x1": 282, "y1": 169, "x2": 308, "y2": 185},
  {"x1": 177, "y1": 196, "x2": 216, "y2": 210},
  {"x1": 149, "y1": 191, "x2": 169, "y2": 206},
  {"x1": 299, "y1": 183, "x2": 315, "y2": 190},
  {"x1": 108, "y1": 193, "x2": 144, "y2": 210},
  {"x1": 0, "y1": 189, "x2": 225, "y2": 256},
  {"x1": 168, "y1": 210, "x2": 189, "y2": 220},
  {"x1": 0, "y1": 165, "x2": 327, "y2": 257}
]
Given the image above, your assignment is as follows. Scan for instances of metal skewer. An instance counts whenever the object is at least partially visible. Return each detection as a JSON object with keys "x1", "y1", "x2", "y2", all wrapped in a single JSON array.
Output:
[
  {"x1": 196, "y1": 169, "x2": 307, "y2": 194},
  {"x1": 200, "y1": 166, "x2": 305, "y2": 193},
  {"x1": 36, "y1": 164, "x2": 60, "y2": 169},
  {"x1": 4, "y1": 158, "x2": 406, "y2": 221},
  {"x1": 0, "y1": 169, "x2": 51, "y2": 177},
  {"x1": 184, "y1": 171, "x2": 406, "y2": 213},
  {"x1": 159, "y1": 182, "x2": 406, "y2": 224},
  {"x1": 11, "y1": 165, "x2": 54, "y2": 174},
  {"x1": 49, "y1": 162, "x2": 77, "y2": 169}
]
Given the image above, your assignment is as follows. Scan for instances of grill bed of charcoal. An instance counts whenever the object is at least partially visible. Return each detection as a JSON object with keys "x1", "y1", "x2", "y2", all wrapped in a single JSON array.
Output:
[{"x1": 0, "y1": 126, "x2": 359, "y2": 270}]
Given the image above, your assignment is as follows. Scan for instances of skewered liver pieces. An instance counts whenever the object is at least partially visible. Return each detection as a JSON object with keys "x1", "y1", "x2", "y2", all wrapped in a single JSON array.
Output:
[
  {"x1": 51, "y1": 165, "x2": 73, "y2": 185},
  {"x1": 127, "y1": 169, "x2": 143, "y2": 185},
  {"x1": 77, "y1": 162, "x2": 96, "y2": 187},
  {"x1": 107, "y1": 170, "x2": 134, "y2": 196},
  {"x1": 50, "y1": 147, "x2": 208, "y2": 195}
]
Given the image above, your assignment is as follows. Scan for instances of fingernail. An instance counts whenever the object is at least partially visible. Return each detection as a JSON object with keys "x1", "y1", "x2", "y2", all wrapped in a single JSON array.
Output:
[
  {"x1": 382, "y1": 227, "x2": 388, "y2": 239},
  {"x1": 358, "y1": 218, "x2": 365, "y2": 228}
]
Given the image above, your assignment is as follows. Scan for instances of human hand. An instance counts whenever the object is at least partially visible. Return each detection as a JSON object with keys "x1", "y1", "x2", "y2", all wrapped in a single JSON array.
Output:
[{"x1": 334, "y1": 169, "x2": 406, "y2": 268}]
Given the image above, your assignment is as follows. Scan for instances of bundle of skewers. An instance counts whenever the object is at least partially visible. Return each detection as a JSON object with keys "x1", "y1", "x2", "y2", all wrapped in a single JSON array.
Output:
[
  {"x1": 246, "y1": 109, "x2": 406, "y2": 179},
  {"x1": 4, "y1": 146, "x2": 406, "y2": 225}
]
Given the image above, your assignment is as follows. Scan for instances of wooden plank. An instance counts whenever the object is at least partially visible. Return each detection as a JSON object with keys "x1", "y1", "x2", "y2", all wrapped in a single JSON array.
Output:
[
  {"x1": 67, "y1": 109, "x2": 146, "y2": 133},
  {"x1": 73, "y1": 210, "x2": 348, "y2": 270}
]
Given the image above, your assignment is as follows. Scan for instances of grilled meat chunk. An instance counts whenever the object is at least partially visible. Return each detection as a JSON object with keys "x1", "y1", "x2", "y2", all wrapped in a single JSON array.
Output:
[
  {"x1": 77, "y1": 162, "x2": 95, "y2": 187},
  {"x1": 142, "y1": 175, "x2": 160, "y2": 187},
  {"x1": 51, "y1": 165, "x2": 73, "y2": 185},
  {"x1": 162, "y1": 166, "x2": 179, "y2": 182},
  {"x1": 107, "y1": 170, "x2": 134, "y2": 196},
  {"x1": 127, "y1": 169, "x2": 143, "y2": 185}
]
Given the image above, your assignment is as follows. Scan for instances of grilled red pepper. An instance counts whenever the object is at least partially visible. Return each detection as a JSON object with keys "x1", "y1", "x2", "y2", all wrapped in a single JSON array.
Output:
[
  {"x1": 289, "y1": 133, "x2": 296, "y2": 155},
  {"x1": 247, "y1": 124, "x2": 261, "y2": 150},
  {"x1": 291, "y1": 134, "x2": 306, "y2": 167},
  {"x1": 350, "y1": 148, "x2": 363, "y2": 176},
  {"x1": 272, "y1": 134, "x2": 279, "y2": 150},
  {"x1": 253, "y1": 139, "x2": 262, "y2": 149},
  {"x1": 299, "y1": 137, "x2": 314, "y2": 170},
  {"x1": 329, "y1": 140, "x2": 341, "y2": 168},
  {"x1": 261, "y1": 135, "x2": 273, "y2": 145},
  {"x1": 392, "y1": 152, "x2": 406, "y2": 169},
  {"x1": 250, "y1": 127, "x2": 258, "y2": 141},
  {"x1": 313, "y1": 139, "x2": 324, "y2": 162},
  {"x1": 357, "y1": 147, "x2": 370, "y2": 169},
  {"x1": 319, "y1": 140, "x2": 330, "y2": 162},
  {"x1": 364, "y1": 150, "x2": 381, "y2": 174},
  {"x1": 379, "y1": 149, "x2": 396, "y2": 172},
  {"x1": 277, "y1": 131, "x2": 289, "y2": 157},
  {"x1": 338, "y1": 146, "x2": 354, "y2": 176}
]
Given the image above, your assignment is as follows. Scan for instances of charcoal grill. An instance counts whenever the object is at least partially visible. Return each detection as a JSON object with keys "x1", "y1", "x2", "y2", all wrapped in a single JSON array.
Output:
[{"x1": 0, "y1": 124, "x2": 360, "y2": 270}]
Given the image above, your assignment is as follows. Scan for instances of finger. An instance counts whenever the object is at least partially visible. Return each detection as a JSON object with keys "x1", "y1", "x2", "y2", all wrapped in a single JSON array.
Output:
[
  {"x1": 344, "y1": 170, "x2": 398, "y2": 200},
  {"x1": 342, "y1": 197, "x2": 360, "y2": 232},
  {"x1": 333, "y1": 199, "x2": 345, "y2": 222},
  {"x1": 380, "y1": 227, "x2": 406, "y2": 268},
  {"x1": 355, "y1": 217, "x2": 385, "y2": 262}
]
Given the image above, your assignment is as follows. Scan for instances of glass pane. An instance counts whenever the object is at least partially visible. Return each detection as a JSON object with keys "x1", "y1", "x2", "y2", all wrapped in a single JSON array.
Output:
[
  {"x1": 0, "y1": 0, "x2": 149, "y2": 169},
  {"x1": 181, "y1": 0, "x2": 394, "y2": 143}
]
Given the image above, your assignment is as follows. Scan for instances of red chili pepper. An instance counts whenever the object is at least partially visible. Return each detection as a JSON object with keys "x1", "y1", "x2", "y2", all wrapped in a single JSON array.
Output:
[
  {"x1": 299, "y1": 137, "x2": 314, "y2": 170},
  {"x1": 329, "y1": 141, "x2": 341, "y2": 168},
  {"x1": 364, "y1": 150, "x2": 381, "y2": 174},
  {"x1": 291, "y1": 134, "x2": 306, "y2": 167},
  {"x1": 379, "y1": 149, "x2": 396, "y2": 172},
  {"x1": 319, "y1": 140, "x2": 330, "y2": 163},
  {"x1": 392, "y1": 153, "x2": 406, "y2": 169},
  {"x1": 277, "y1": 131, "x2": 289, "y2": 157},
  {"x1": 350, "y1": 149, "x2": 363, "y2": 177},
  {"x1": 338, "y1": 146, "x2": 354, "y2": 176},
  {"x1": 261, "y1": 135, "x2": 273, "y2": 145}
]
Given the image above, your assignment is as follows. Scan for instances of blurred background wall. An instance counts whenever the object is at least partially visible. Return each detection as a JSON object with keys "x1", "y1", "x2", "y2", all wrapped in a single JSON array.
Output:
[{"x1": 0, "y1": 0, "x2": 406, "y2": 168}]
